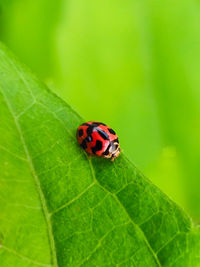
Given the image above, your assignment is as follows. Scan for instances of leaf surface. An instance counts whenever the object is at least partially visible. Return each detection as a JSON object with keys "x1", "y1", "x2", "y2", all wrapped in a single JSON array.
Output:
[{"x1": 0, "y1": 43, "x2": 199, "y2": 267}]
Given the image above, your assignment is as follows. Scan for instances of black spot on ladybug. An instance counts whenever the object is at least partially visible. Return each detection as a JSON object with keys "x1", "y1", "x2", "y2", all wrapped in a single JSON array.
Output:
[
  {"x1": 81, "y1": 140, "x2": 87, "y2": 149},
  {"x1": 97, "y1": 129, "x2": 109, "y2": 140},
  {"x1": 78, "y1": 129, "x2": 84, "y2": 137},
  {"x1": 108, "y1": 128, "x2": 116, "y2": 135},
  {"x1": 92, "y1": 140, "x2": 102, "y2": 154},
  {"x1": 86, "y1": 126, "x2": 94, "y2": 136}
]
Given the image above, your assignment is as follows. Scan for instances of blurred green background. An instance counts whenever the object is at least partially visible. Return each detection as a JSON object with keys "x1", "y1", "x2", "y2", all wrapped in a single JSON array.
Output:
[{"x1": 1, "y1": 0, "x2": 200, "y2": 222}]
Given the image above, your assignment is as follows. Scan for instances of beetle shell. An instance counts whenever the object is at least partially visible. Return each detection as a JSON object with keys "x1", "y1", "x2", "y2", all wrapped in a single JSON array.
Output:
[{"x1": 76, "y1": 121, "x2": 120, "y2": 161}]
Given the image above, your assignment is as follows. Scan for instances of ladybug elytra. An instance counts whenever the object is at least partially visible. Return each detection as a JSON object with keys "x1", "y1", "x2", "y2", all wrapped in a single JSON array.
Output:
[{"x1": 76, "y1": 121, "x2": 120, "y2": 161}]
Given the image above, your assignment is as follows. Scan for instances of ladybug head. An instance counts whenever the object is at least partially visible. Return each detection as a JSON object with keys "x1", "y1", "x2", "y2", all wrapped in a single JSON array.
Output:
[{"x1": 104, "y1": 141, "x2": 120, "y2": 162}]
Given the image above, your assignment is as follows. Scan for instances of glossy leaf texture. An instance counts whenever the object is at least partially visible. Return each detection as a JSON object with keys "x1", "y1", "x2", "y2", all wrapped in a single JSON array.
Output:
[{"x1": 0, "y1": 43, "x2": 200, "y2": 267}]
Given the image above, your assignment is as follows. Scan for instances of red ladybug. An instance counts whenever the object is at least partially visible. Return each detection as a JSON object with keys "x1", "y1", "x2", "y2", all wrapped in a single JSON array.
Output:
[{"x1": 76, "y1": 121, "x2": 120, "y2": 161}]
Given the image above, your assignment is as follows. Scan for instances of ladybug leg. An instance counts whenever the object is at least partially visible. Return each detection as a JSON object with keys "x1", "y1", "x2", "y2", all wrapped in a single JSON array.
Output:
[{"x1": 111, "y1": 157, "x2": 115, "y2": 162}]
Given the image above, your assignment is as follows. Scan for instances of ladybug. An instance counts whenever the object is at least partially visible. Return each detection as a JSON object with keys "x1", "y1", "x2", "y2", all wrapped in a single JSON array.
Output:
[{"x1": 76, "y1": 121, "x2": 120, "y2": 161}]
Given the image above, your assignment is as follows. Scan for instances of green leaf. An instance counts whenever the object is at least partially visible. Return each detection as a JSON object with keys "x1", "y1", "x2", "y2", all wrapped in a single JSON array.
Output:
[{"x1": 0, "y1": 42, "x2": 199, "y2": 267}]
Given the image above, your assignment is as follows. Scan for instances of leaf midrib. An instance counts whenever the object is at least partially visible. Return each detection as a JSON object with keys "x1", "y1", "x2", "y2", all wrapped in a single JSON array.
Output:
[{"x1": 1, "y1": 90, "x2": 58, "y2": 267}]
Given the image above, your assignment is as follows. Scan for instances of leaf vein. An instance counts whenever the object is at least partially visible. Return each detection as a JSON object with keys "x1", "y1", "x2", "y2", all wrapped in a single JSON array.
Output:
[{"x1": 2, "y1": 245, "x2": 51, "y2": 267}]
